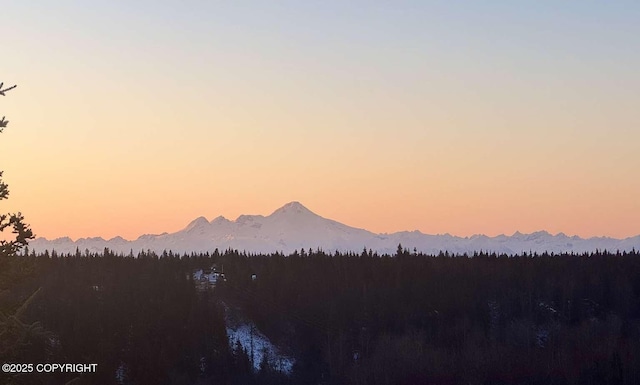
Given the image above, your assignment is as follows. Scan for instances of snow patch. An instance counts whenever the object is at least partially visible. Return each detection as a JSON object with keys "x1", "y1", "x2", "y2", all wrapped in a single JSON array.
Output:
[{"x1": 223, "y1": 304, "x2": 294, "y2": 374}]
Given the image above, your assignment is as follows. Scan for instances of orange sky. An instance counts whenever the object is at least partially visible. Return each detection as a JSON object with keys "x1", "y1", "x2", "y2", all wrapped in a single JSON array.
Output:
[{"x1": 2, "y1": 2, "x2": 639, "y2": 240}]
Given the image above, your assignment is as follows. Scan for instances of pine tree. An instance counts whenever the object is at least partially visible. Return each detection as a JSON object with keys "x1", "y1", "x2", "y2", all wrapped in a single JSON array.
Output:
[
  {"x1": 1, "y1": 82, "x2": 34, "y2": 257},
  {"x1": 0, "y1": 86, "x2": 43, "y2": 381}
]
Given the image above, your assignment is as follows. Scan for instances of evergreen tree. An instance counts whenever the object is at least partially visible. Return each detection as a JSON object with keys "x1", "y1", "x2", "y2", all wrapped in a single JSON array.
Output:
[
  {"x1": 396, "y1": 243, "x2": 403, "y2": 257},
  {"x1": 1, "y1": 82, "x2": 34, "y2": 257},
  {"x1": 0, "y1": 82, "x2": 43, "y2": 384}
]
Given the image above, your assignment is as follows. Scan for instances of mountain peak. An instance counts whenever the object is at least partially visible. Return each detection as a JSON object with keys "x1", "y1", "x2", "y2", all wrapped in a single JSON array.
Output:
[
  {"x1": 236, "y1": 214, "x2": 264, "y2": 224},
  {"x1": 270, "y1": 201, "x2": 315, "y2": 217},
  {"x1": 211, "y1": 215, "x2": 229, "y2": 223},
  {"x1": 184, "y1": 216, "x2": 210, "y2": 231}
]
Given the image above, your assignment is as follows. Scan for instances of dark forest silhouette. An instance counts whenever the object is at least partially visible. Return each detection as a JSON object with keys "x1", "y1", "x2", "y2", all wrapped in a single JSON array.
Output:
[{"x1": 1, "y1": 247, "x2": 639, "y2": 384}]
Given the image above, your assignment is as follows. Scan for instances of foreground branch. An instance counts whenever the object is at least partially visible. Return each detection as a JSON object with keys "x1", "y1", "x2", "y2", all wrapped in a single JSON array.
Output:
[{"x1": 0, "y1": 83, "x2": 17, "y2": 96}]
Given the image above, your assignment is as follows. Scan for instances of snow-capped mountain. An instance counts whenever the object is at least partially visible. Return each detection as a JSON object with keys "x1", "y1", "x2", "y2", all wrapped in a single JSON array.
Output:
[{"x1": 28, "y1": 201, "x2": 640, "y2": 255}]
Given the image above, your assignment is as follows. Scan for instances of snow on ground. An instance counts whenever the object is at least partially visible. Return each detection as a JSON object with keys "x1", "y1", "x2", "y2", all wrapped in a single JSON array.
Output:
[{"x1": 223, "y1": 303, "x2": 294, "y2": 374}]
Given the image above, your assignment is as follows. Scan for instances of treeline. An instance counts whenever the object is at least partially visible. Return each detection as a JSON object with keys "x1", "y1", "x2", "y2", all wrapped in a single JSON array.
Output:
[
  {"x1": 217, "y1": 247, "x2": 640, "y2": 385},
  {"x1": 0, "y1": 250, "x2": 285, "y2": 385},
  {"x1": 2, "y1": 247, "x2": 640, "y2": 384}
]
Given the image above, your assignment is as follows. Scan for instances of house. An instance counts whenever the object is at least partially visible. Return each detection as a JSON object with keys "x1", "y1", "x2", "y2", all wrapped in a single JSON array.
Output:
[{"x1": 193, "y1": 265, "x2": 226, "y2": 291}]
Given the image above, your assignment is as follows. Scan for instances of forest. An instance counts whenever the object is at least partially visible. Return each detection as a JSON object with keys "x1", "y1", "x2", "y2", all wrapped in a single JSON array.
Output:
[{"x1": 1, "y1": 246, "x2": 640, "y2": 385}]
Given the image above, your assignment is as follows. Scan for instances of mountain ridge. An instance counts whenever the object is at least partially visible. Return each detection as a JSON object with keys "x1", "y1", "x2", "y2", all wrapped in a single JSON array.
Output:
[{"x1": 29, "y1": 201, "x2": 640, "y2": 255}]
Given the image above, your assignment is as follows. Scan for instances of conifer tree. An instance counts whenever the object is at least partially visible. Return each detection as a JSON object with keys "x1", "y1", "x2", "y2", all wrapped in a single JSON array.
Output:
[{"x1": 0, "y1": 82, "x2": 34, "y2": 257}]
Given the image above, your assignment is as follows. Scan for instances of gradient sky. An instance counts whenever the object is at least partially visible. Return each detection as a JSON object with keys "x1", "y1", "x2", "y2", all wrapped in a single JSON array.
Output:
[{"x1": 2, "y1": 1, "x2": 639, "y2": 240}]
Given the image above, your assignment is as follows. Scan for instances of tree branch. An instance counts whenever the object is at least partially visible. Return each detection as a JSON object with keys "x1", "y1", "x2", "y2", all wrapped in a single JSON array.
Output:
[{"x1": 0, "y1": 83, "x2": 17, "y2": 96}]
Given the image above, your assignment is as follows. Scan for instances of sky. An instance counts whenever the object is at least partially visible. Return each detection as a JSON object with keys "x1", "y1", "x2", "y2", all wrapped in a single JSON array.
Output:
[{"x1": 2, "y1": 1, "x2": 639, "y2": 240}]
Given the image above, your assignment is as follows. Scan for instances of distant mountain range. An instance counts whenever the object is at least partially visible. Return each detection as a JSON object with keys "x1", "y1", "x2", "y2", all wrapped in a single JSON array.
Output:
[{"x1": 29, "y1": 201, "x2": 640, "y2": 256}]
